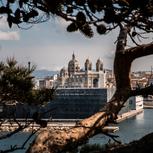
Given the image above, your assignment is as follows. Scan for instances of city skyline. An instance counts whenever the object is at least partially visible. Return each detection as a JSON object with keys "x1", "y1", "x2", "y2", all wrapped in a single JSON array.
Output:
[{"x1": 0, "y1": 17, "x2": 153, "y2": 72}]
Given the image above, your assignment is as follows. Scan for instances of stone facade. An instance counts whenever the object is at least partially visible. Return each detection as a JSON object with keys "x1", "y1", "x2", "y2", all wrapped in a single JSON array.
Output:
[{"x1": 58, "y1": 54, "x2": 106, "y2": 88}]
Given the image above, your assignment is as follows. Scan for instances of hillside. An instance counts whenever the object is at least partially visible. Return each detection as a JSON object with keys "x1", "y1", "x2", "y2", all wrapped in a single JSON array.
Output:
[{"x1": 32, "y1": 70, "x2": 59, "y2": 78}]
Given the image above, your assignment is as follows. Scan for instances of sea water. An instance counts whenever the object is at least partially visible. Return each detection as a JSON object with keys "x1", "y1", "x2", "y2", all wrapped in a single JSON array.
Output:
[
  {"x1": 89, "y1": 109, "x2": 153, "y2": 144},
  {"x1": 1, "y1": 109, "x2": 153, "y2": 153}
]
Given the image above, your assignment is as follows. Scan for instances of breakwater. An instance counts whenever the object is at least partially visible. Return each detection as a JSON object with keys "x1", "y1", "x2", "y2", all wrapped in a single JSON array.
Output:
[
  {"x1": 143, "y1": 101, "x2": 153, "y2": 109},
  {"x1": 0, "y1": 121, "x2": 75, "y2": 132},
  {"x1": 116, "y1": 109, "x2": 143, "y2": 123}
]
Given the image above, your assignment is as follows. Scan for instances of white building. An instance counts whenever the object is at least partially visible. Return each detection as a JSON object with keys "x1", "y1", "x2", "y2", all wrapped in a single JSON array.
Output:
[
  {"x1": 57, "y1": 53, "x2": 107, "y2": 88},
  {"x1": 129, "y1": 96, "x2": 143, "y2": 110},
  {"x1": 34, "y1": 75, "x2": 58, "y2": 89}
]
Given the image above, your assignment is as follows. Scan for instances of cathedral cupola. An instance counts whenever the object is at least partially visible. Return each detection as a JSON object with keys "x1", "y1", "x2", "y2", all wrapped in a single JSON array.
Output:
[
  {"x1": 60, "y1": 67, "x2": 68, "y2": 77},
  {"x1": 68, "y1": 53, "x2": 80, "y2": 76}
]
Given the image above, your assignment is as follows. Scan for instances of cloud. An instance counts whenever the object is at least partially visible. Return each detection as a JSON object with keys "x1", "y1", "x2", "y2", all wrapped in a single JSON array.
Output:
[
  {"x1": 103, "y1": 50, "x2": 115, "y2": 59},
  {"x1": 0, "y1": 17, "x2": 20, "y2": 40},
  {"x1": 0, "y1": 31, "x2": 20, "y2": 40},
  {"x1": 0, "y1": 17, "x2": 9, "y2": 29},
  {"x1": 56, "y1": 18, "x2": 70, "y2": 27}
]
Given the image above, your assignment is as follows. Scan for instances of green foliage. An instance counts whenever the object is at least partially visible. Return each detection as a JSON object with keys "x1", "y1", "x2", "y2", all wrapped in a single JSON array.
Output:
[
  {"x1": 67, "y1": 11, "x2": 94, "y2": 37},
  {"x1": 75, "y1": 0, "x2": 86, "y2": 6},
  {"x1": 44, "y1": 0, "x2": 63, "y2": 14},
  {"x1": 0, "y1": 58, "x2": 34, "y2": 103},
  {"x1": 78, "y1": 23, "x2": 93, "y2": 38},
  {"x1": 0, "y1": 0, "x2": 152, "y2": 37},
  {"x1": 76, "y1": 12, "x2": 86, "y2": 24},
  {"x1": 30, "y1": 88, "x2": 55, "y2": 105},
  {"x1": 0, "y1": 0, "x2": 153, "y2": 39},
  {"x1": 0, "y1": 58, "x2": 55, "y2": 105},
  {"x1": 96, "y1": 24, "x2": 107, "y2": 34},
  {"x1": 67, "y1": 22, "x2": 93, "y2": 38},
  {"x1": 67, "y1": 22, "x2": 78, "y2": 32}
]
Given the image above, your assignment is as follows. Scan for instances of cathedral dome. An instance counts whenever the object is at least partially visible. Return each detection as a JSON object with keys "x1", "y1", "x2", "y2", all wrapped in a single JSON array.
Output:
[
  {"x1": 68, "y1": 53, "x2": 80, "y2": 76},
  {"x1": 60, "y1": 67, "x2": 68, "y2": 77}
]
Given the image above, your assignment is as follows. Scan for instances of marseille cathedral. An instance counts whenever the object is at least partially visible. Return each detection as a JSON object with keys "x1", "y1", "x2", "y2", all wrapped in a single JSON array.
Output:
[{"x1": 58, "y1": 53, "x2": 106, "y2": 88}]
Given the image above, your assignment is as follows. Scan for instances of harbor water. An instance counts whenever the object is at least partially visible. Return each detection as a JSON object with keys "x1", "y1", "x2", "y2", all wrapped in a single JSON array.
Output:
[
  {"x1": 89, "y1": 109, "x2": 153, "y2": 144},
  {"x1": 0, "y1": 109, "x2": 153, "y2": 152}
]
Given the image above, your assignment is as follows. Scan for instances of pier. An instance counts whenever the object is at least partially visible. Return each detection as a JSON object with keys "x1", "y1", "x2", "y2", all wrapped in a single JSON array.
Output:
[
  {"x1": 116, "y1": 109, "x2": 143, "y2": 123},
  {"x1": 143, "y1": 101, "x2": 153, "y2": 109},
  {"x1": 0, "y1": 120, "x2": 119, "y2": 133},
  {"x1": 0, "y1": 109, "x2": 144, "y2": 132}
]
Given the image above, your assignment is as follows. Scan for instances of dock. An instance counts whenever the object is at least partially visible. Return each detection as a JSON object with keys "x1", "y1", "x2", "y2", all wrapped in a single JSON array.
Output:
[
  {"x1": 0, "y1": 120, "x2": 119, "y2": 133},
  {"x1": 143, "y1": 101, "x2": 153, "y2": 109},
  {"x1": 116, "y1": 109, "x2": 143, "y2": 123},
  {"x1": 143, "y1": 105, "x2": 153, "y2": 109},
  {"x1": 0, "y1": 109, "x2": 144, "y2": 132}
]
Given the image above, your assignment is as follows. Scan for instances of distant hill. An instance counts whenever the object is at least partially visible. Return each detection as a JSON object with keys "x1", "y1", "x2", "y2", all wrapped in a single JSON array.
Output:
[{"x1": 32, "y1": 70, "x2": 59, "y2": 78}]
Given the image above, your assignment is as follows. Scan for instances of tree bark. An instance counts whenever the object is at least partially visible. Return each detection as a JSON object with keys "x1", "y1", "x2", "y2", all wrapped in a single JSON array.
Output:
[{"x1": 27, "y1": 27, "x2": 153, "y2": 153}]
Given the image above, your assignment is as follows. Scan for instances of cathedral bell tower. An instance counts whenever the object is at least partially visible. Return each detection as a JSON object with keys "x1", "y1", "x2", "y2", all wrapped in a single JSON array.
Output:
[
  {"x1": 85, "y1": 58, "x2": 92, "y2": 71},
  {"x1": 96, "y1": 58, "x2": 103, "y2": 71}
]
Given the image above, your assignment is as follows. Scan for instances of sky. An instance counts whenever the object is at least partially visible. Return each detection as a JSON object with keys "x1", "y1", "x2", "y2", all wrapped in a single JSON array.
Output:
[{"x1": 0, "y1": 16, "x2": 153, "y2": 72}]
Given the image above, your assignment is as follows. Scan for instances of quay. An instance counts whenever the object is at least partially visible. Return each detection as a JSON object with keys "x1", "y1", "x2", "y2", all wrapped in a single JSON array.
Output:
[
  {"x1": 143, "y1": 105, "x2": 153, "y2": 109},
  {"x1": 0, "y1": 109, "x2": 143, "y2": 132},
  {"x1": 143, "y1": 101, "x2": 153, "y2": 109},
  {"x1": 0, "y1": 120, "x2": 119, "y2": 133},
  {"x1": 116, "y1": 109, "x2": 143, "y2": 123}
]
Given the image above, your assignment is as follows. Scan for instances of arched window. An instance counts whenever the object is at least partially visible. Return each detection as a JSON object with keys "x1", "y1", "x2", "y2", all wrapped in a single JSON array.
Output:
[{"x1": 93, "y1": 78, "x2": 98, "y2": 87}]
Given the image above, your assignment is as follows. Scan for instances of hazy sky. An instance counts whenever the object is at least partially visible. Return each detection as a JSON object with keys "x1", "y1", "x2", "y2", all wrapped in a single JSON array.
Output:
[{"x1": 0, "y1": 16, "x2": 153, "y2": 72}]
